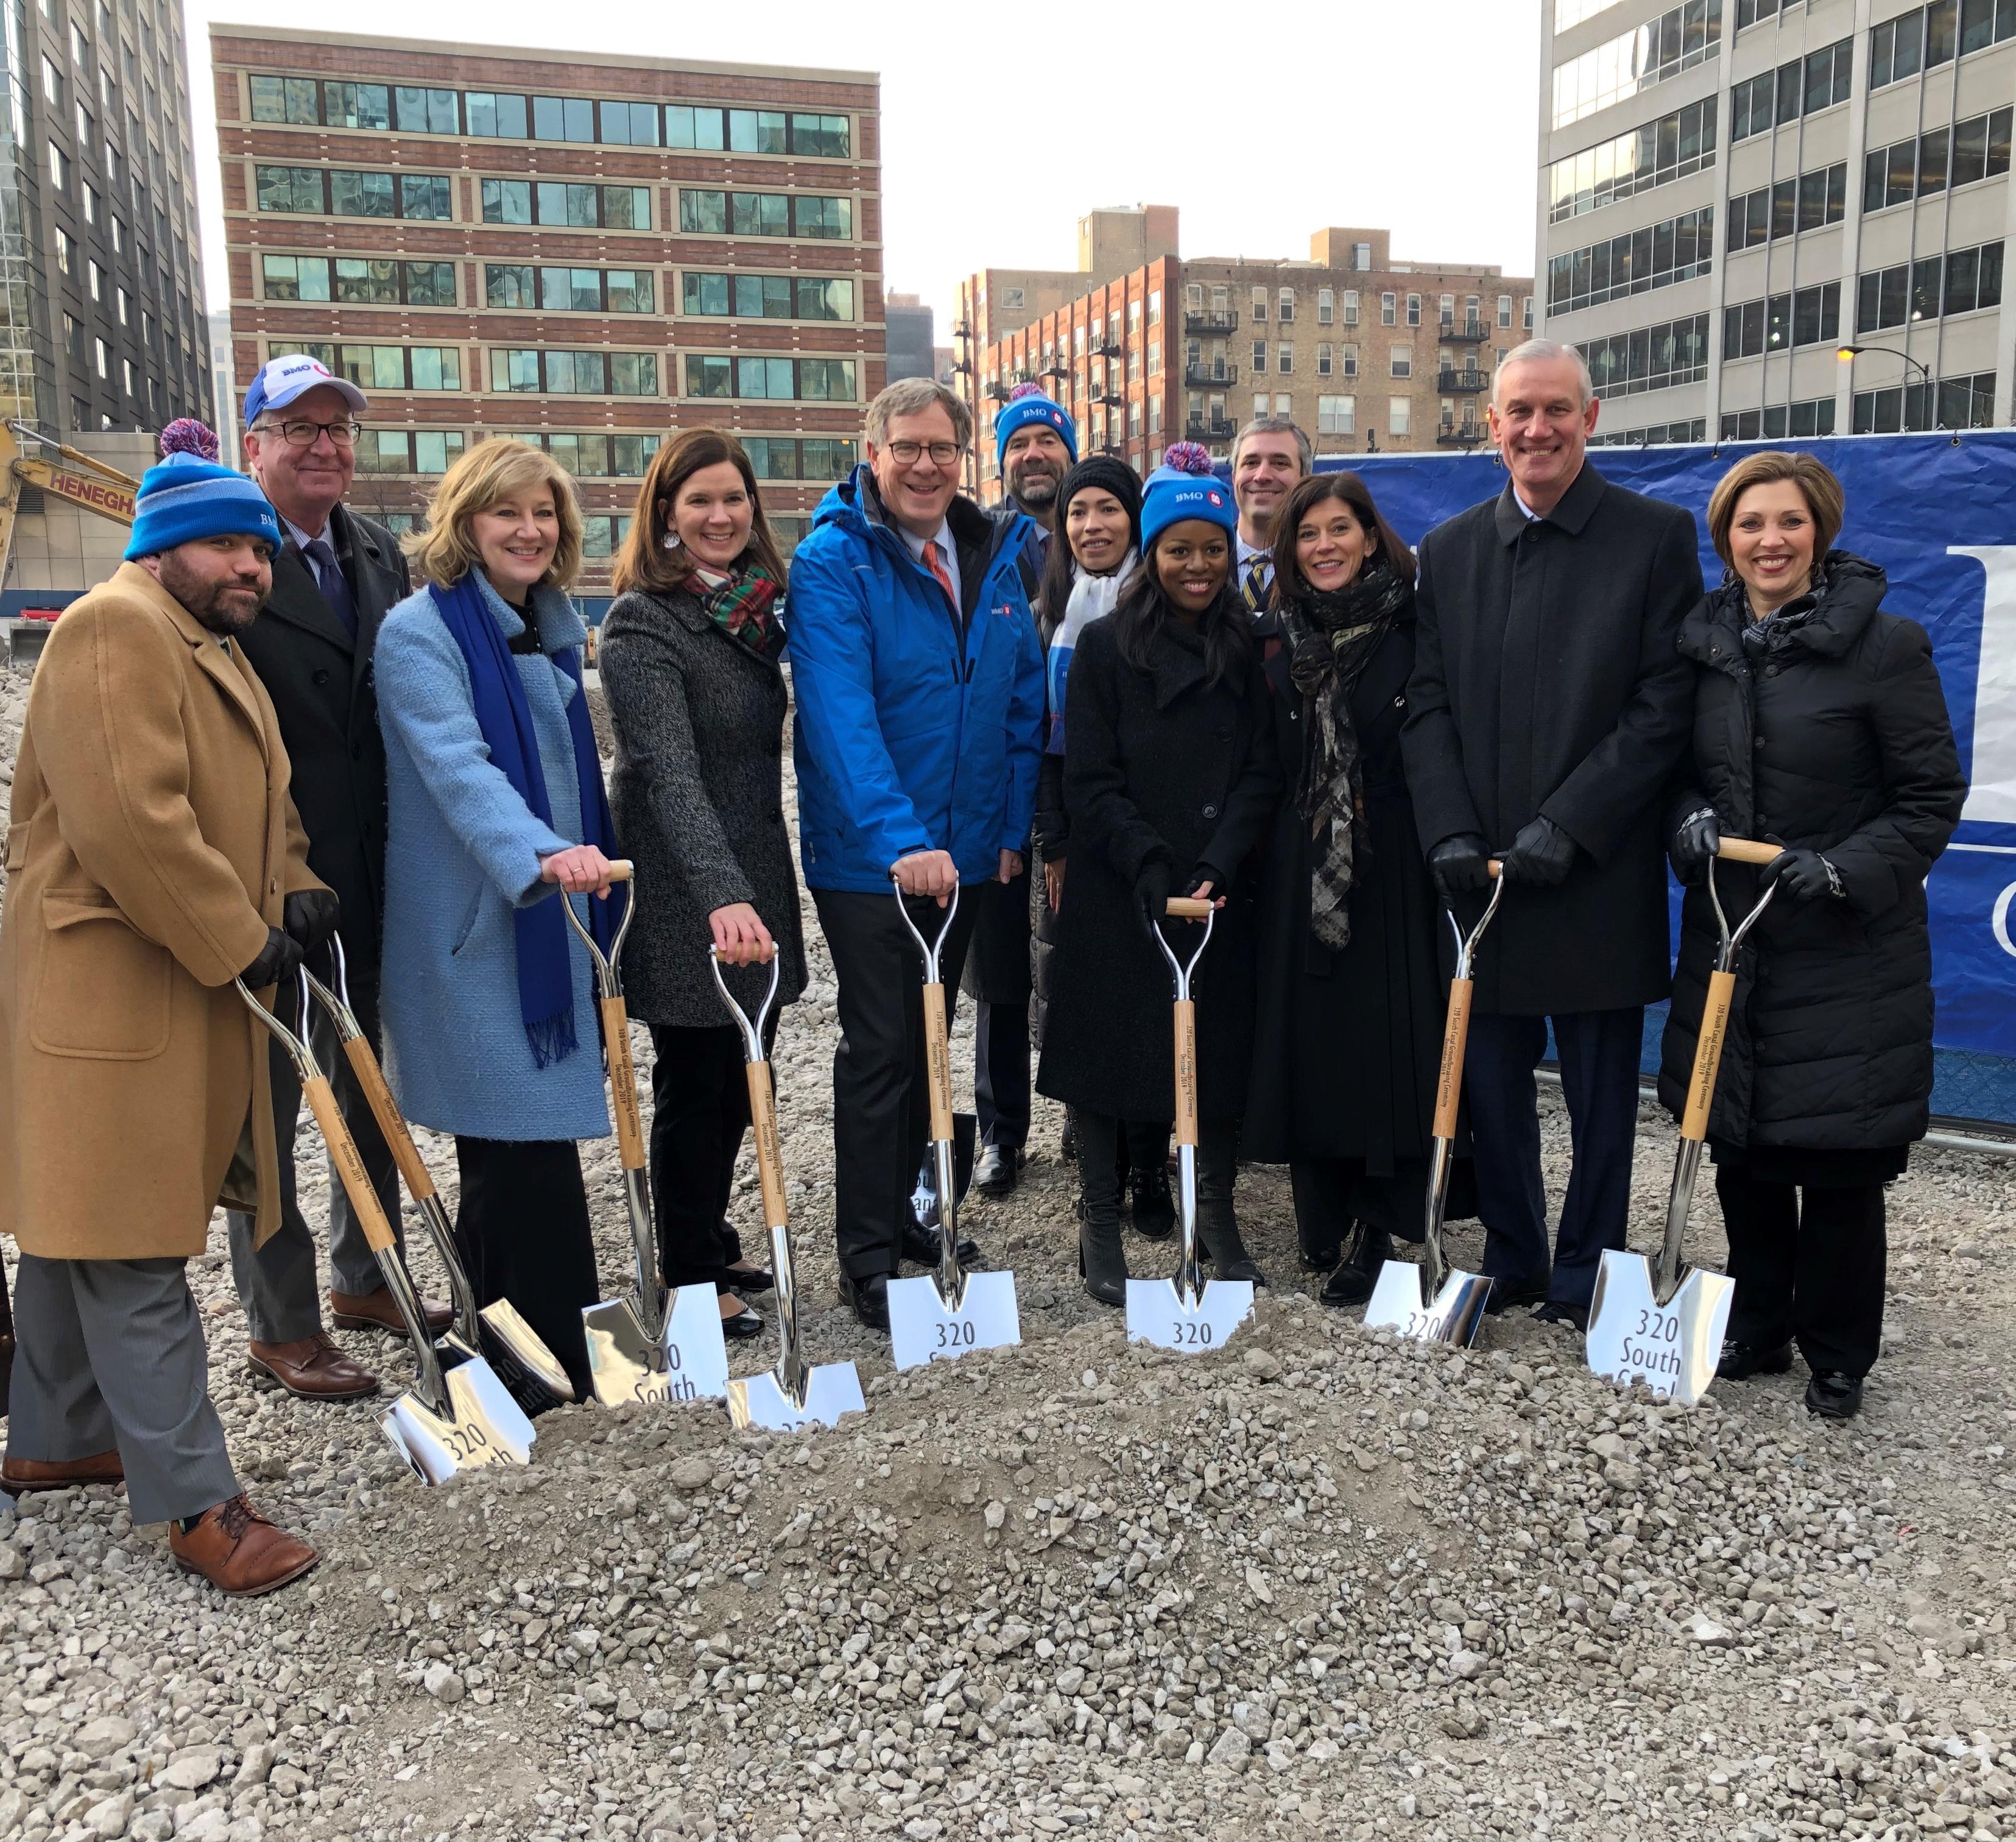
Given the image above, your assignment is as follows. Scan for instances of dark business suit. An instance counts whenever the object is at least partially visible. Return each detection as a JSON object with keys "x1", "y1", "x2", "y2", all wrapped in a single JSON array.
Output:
[
  {"x1": 1402, "y1": 462, "x2": 1700, "y2": 1305},
  {"x1": 227, "y1": 503, "x2": 413, "y2": 1340}
]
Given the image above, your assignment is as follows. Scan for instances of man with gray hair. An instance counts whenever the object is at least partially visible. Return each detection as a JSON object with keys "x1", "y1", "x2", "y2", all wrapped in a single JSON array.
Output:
[
  {"x1": 787, "y1": 377, "x2": 1046, "y2": 1330},
  {"x1": 1230, "y1": 415, "x2": 1311, "y2": 612},
  {"x1": 1401, "y1": 337, "x2": 1700, "y2": 1332}
]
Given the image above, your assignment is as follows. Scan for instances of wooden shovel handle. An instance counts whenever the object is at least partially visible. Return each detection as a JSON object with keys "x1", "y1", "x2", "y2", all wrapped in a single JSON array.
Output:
[
  {"x1": 1164, "y1": 896, "x2": 1213, "y2": 919},
  {"x1": 1433, "y1": 976, "x2": 1474, "y2": 1140},
  {"x1": 742, "y1": 1060, "x2": 789, "y2": 1230},
  {"x1": 601, "y1": 995, "x2": 647, "y2": 1172},
  {"x1": 339, "y1": 1034, "x2": 436, "y2": 1204},
  {"x1": 1681, "y1": 968, "x2": 1738, "y2": 1142},
  {"x1": 604, "y1": 859, "x2": 634, "y2": 882},
  {"x1": 921, "y1": 981, "x2": 955, "y2": 1143},
  {"x1": 1716, "y1": 837, "x2": 1779, "y2": 866},
  {"x1": 301, "y1": 1074, "x2": 397, "y2": 1254},
  {"x1": 1173, "y1": 998, "x2": 1199, "y2": 1149}
]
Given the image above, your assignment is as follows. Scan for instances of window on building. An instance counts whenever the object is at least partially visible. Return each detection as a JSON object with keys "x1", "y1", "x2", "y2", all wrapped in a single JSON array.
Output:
[
  {"x1": 1316, "y1": 288, "x2": 1334, "y2": 325},
  {"x1": 1856, "y1": 239, "x2": 2004, "y2": 330},
  {"x1": 1723, "y1": 281, "x2": 1842, "y2": 356},
  {"x1": 1439, "y1": 294, "x2": 1456, "y2": 328},
  {"x1": 1277, "y1": 288, "x2": 1295, "y2": 323},
  {"x1": 1316, "y1": 342, "x2": 1333, "y2": 376},
  {"x1": 463, "y1": 91, "x2": 529, "y2": 138},
  {"x1": 1872, "y1": 2, "x2": 2016, "y2": 88},
  {"x1": 263, "y1": 253, "x2": 333, "y2": 301},
  {"x1": 320, "y1": 82, "x2": 392, "y2": 130},
  {"x1": 1549, "y1": 205, "x2": 1718, "y2": 312},
  {"x1": 677, "y1": 189, "x2": 849, "y2": 239},
  {"x1": 531, "y1": 94, "x2": 596, "y2": 141},
  {"x1": 488, "y1": 348, "x2": 659, "y2": 395},
  {"x1": 54, "y1": 227, "x2": 74, "y2": 275},
  {"x1": 47, "y1": 141, "x2": 68, "y2": 191},
  {"x1": 1277, "y1": 343, "x2": 1294, "y2": 375},
  {"x1": 685, "y1": 353, "x2": 857, "y2": 401},
  {"x1": 601, "y1": 100, "x2": 660, "y2": 146},
  {"x1": 1380, "y1": 292, "x2": 1397, "y2": 325},
  {"x1": 116, "y1": 286, "x2": 130, "y2": 326},
  {"x1": 664, "y1": 105, "x2": 848, "y2": 155},
  {"x1": 1318, "y1": 394, "x2": 1355, "y2": 435},
  {"x1": 1523, "y1": 297, "x2": 1534, "y2": 329},
  {"x1": 93, "y1": 336, "x2": 108, "y2": 379},
  {"x1": 1390, "y1": 345, "x2": 1412, "y2": 378},
  {"x1": 1551, "y1": 0, "x2": 1723, "y2": 129},
  {"x1": 1581, "y1": 312, "x2": 1711, "y2": 395},
  {"x1": 40, "y1": 54, "x2": 60, "y2": 106},
  {"x1": 1147, "y1": 290, "x2": 1161, "y2": 325},
  {"x1": 1730, "y1": 36, "x2": 1852, "y2": 142},
  {"x1": 1250, "y1": 286, "x2": 1268, "y2": 322},
  {"x1": 1850, "y1": 369, "x2": 1997, "y2": 434},
  {"x1": 1388, "y1": 396, "x2": 1411, "y2": 438},
  {"x1": 1864, "y1": 107, "x2": 2011, "y2": 211},
  {"x1": 1548, "y1": 97, "x2": 1719, "y2": 223},
  {"x1": 1406, "y1": 294, "x2": 1422, "y2": 325}
]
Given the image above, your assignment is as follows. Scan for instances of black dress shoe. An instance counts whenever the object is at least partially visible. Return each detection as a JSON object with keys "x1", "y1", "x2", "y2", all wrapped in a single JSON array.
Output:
[
  {"x1": 975, "y1": 1143, "x2": 1022, "y2": 1195},
  {"x1": 1532, "y1": 1299, "x2": 1590, "y2": 1333},
  {"x1": 721, "y1": 1300, "x2": 766, "y2": 1340},
  {"x1": 1805, "y1": 1369, "x2": 1863, "y2": 1420},
  {"x1": 1484, "y1": 1275, "x2": 1549, "y2": 1316},
  {"x1": 1718, "y1": 1339, "x2": 1793, "y2": 1380},
  {"x1": 900, "y1": 1221, "x2": 981, "y2": 1268},
  {"x1": 1128, "y1": 1166, "x2": 1175, "y2": 1241},
  {"x1": 838, "y1": 1271, "x2": 891, "y2": 1332},
  {"x1": 724, "y1": 1263, "x2": 775, "y2": 1294},
  {"x1": 1319, "y1": 1223, "x2": 1394, "y2": 1307}
]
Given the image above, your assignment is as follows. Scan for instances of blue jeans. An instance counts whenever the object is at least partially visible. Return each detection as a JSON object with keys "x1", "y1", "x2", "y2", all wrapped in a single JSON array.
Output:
[{"x1": 1462, "y1": 1006, "x2": 1643, "y2": 1306}]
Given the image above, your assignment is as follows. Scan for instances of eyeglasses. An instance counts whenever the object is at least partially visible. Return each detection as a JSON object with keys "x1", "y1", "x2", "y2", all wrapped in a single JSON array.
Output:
[
  {"x1": 884, "y1": 439, "x2": 963, "y2": 467},
  {"x1": 261, "y1": 418, "x2": 362, "y2": 448}
]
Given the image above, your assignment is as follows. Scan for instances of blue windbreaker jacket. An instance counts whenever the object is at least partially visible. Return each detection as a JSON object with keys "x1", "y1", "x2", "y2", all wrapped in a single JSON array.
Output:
[{"x1": 786, "y1": 467, "x2": 1046, "y2": 894}]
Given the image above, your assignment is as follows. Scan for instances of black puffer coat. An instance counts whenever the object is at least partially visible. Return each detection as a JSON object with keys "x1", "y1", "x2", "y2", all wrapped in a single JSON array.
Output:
[
  {"x1": 1657, "y1": 554, "x2": 1965, "y2": 1150},
  {"x1": 1036, "y1": 610, "x2": 1281, "y2": 1123}
]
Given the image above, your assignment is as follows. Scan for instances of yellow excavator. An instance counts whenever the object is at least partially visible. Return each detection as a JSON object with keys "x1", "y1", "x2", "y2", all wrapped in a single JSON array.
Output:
[{"x1": 0, "y1": 419, "x2": 139, "y2": 667}]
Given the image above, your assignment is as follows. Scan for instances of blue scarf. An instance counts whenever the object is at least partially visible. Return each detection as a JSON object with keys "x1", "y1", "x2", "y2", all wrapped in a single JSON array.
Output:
[{"x1": 428, "y1": 574, "x2": 624, "y2": 1067}]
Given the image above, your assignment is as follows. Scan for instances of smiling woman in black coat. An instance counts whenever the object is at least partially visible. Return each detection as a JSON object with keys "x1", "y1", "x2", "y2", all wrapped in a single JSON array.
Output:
[
  {"x1": 1037, "y1": 445, "x2": 1281, "y2": 1305},
  {"x1": 1245, "y1": 473, "x2": 1476, "y2": 1306},
  {"x1": 1660, "y1": 450, "x2": 1964, "y2": 1422}
]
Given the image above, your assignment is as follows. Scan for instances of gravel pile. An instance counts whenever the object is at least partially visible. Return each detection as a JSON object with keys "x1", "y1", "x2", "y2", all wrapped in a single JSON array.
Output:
[{"x1": 2, "y1": 654, "x2": 2014, "y2": 1842}]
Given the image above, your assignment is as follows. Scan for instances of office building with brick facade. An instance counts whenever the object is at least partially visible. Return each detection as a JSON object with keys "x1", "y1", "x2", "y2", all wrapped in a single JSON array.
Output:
[
  {"x1": 954, "y1": 208, "x2": 1531, "y2": 503},
  {"x1": 210, "y1": 26, "x2": 882, "y2": 588}
]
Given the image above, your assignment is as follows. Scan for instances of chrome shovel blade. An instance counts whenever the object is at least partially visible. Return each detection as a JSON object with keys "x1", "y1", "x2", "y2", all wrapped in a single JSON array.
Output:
[
  {"x1": 1124, "y1": 1277, "x2": 1255, "y2": 1353},
  {"x1": 441, "y1": 1343, "x2": 537, "y2": 1457},
  {"x1": 1585, "y1": 1249, "x2": 1735, "y2": 1408},
  {"x1": 1362, "y1": 1258, "x2": 1492, "y2": 1347},
  {"x1": 887, "y1": 1268, "x2": 1021, "y2": 1371},
  {"x1": 378, "y1": 1361, "x2": 530, "y2": 1486},
  {"x1": 477, "y1": 1298, "x2": 576, "y2": 1412},
  {"x1": 726, "y1": 1361, "x2": 866, "y2": 1433},
  {"x1": 909, "y1": 1115, "x2": 978, "y2": 1231},
  {"x1": 583, "y1": 1280, "x2": 730, "y2": 1408}
]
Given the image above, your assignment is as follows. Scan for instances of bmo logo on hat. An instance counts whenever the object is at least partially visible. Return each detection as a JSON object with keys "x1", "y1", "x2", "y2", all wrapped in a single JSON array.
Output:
[
  {"x1": 243, "y1": 351, "x2": 369, "y2": 430},
  {"x1": 1207, "y1": 490, "x2": 1225, "y2": 506}
]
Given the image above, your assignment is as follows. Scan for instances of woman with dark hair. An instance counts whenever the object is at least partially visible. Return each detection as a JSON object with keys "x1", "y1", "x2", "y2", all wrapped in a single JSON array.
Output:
[
  {"x1": 597, "y1": 428, "x2": 806, "y2": 1340},
  {"x1": 1037, "y1": 445, "x2": 1280, "y2": 1304},
  {"x1": 1030, "y1": 457, "x2": 1174, "y2": 1233},
  {"x1": 1245, "y1": 473, "x2": 1476, "y2": 1305},
  {"x1": 1663, "y1": 450, "x2": 1963, "y2": 1420}
]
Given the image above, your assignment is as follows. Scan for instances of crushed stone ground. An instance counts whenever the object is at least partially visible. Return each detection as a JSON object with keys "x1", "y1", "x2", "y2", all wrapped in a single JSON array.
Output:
[{"x1": 2, "y1": 658, "x2": 2013, "y2": 1842}]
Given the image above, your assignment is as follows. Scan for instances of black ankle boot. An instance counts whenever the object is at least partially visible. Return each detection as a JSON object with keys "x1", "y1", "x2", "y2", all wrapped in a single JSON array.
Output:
[
  {"x1": 1197, "y1": 1207, "x2": 1266, "y2": 1287},
  {"x1": 1128, "y1": 1165, "x2": 1175, "y2": 1241},
  {"x1": 1078, "y1": 1198, "x2": 1127, "y2": 1307},
  {"x1": 1319, "y1": 1221, "x2": 1392, "y2": 1307}
]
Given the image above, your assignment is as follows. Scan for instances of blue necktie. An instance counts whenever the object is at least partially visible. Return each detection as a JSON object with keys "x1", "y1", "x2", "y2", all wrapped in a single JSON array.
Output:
[{"x1": 302, "y1": 537, "x2": 357, "y2": 641}]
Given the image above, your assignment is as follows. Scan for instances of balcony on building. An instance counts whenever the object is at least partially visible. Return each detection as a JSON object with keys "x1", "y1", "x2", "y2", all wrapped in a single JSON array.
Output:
[
  {"x1": 1185, "y1": 414, "x2": 1239, "y2": 442},
  {"x1": 1437, "y1": 418, "x2": 1484, "y2": 446},
  {"x1": 1437, "y1": 367, "x2": 1488, "y2": 393},
  {"x1": 1184, "y1": 309, "x2": 1238, "y2": 334},
  {"x1": 1439, "y1": 317, "x2": 1487, "y2": 344},
  {"x1": 1184, "y1": 362, "x2": 1238, "y2": 387},
  {"x1": 1093, "y1": 336, "x2": 1124, "y2": 358}
]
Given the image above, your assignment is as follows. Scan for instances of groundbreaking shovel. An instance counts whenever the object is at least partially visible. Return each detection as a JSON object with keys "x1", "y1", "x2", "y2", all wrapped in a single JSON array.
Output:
[
  {"x1": 239, "y1": 970, "x2": 530, "y2": 1482},
  {"x1": 302, "y1": 936, "x2": 572, "y2": 1419},
  {"x1": 887, "y1": 875, "x2": 1021, "y2": 1369},
  {"x1": 712, "y1": 947, "x2": 865, "y2": 1432},
  {"x1": 562, "y1": 863, "x2": 730, "y2": 1408},
  {"x1": 1586, "y1": 836, "x2": 1782, "y2": 1406},
  {"x1": 1364, "y1": 864, "x2": 1504, "y2": 1347},
  {"x1": 1126, "y1": 897, "x2": 1255, "y2": 1353}
]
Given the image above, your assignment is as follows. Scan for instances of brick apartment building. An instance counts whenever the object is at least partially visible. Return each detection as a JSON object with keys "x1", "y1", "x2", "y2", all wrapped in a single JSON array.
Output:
[
  {"x1": 956, "y1": 208, "x2": 1534, "y2": 503},
  {"x1": 210, "y1": 26, "x2": 883, "y2": 591}
]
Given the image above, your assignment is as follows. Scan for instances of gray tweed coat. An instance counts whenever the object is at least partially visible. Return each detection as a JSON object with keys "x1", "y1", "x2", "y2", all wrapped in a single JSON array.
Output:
[{"x1": 599, "y1": 583, "x2": 808, "y2": 1031}]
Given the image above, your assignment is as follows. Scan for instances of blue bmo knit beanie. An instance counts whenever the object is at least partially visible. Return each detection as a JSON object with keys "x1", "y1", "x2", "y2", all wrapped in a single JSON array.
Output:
[
  {"x1": 1139, "y1": 441, "x2": 1237, "y2": 551},
  {"x1": 995, "y1": 382, "x2": 1078, "y2": 467},
  {"x1": 125, "y1": 453, "x2": 283, "y2": 560}
]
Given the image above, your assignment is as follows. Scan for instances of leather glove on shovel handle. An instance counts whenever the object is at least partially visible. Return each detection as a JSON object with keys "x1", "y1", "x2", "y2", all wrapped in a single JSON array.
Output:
[
  {"x1": 1584, "y1": 835, "x2": 1782, "y2": 1410},
  {"x1": 236, "y1": 972, "x2": 529, "y2": 1481}
]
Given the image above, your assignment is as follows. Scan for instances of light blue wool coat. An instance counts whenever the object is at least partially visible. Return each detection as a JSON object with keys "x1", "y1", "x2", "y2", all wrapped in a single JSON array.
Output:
[{"x1": 375, "y1": 574, "x2": 612, "y2": 1142}]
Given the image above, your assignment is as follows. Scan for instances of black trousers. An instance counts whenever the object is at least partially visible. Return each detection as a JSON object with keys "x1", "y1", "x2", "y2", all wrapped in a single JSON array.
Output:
[
  {"x1": 1289, "y1": 1158, "x2": 1431, "y2": 1260},
  {"x1": 1463, "y1": 1006, "x2": 1643, "y2": 1306},
  {"x1": 453, "y1": 1138, "x2": 601, "y2": 1403},
  {"x1": 647, "y1": 1018, "x2": 777, "y2": 1291},
  {"x1": 1077, "y1": 1109, "x2": 1235, "y2": 1230},
  {"x1": 811, "y1": 887, "x2": 978, "y2": 1280},
  {"x1": 974, "y1": 1000, "x2": 1031, "y2": 1150},
  {"x1": 1716, "y1": 1165, "x2": 1887, "y2": 1377}
]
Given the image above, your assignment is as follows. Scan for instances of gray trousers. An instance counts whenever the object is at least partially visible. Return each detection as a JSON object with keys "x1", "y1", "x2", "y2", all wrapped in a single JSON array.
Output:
[
  {"x1": 9, "y1": 1254, "x2": 238, "y2": 1525},
  {"x1": 226, "y1": 967, "x2": 401, "y2": 1343}
]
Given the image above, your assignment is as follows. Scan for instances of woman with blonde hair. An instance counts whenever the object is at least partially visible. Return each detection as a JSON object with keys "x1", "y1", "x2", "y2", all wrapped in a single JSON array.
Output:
[
  {"x1": 1662, "y1": 449, "x2": 1964, "y2": 1420},
  {"x1": 599, "y1": 428, "x2": 802, "y2": 1341},
  {"x1": 373, "y1": 438, "x2": 624, "y2": 1401}
]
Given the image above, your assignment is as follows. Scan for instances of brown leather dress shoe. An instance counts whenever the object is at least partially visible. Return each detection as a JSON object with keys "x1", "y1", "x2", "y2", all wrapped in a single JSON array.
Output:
[
  {"x1": 169, "y1": 1495, "x2": 318, "y2": 1597},
  {"x1": 329, "y1": 1286, "x2": 453, "y2": 1338},
  {"x1": 1, "y1": 1449, "x2": 125, "y2": 1492},
  {"x1": 247, "y1": 1331, "x2": 379, "y2": 1400}
]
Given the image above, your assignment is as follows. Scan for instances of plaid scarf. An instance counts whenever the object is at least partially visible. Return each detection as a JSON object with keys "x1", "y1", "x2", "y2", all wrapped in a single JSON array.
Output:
[
  {"x1": 1280, "y1": 561, "x2": 1412, "y2": 951},
  {"x1": 692, "y1": 562, "x2": 781, "y2": 655}
]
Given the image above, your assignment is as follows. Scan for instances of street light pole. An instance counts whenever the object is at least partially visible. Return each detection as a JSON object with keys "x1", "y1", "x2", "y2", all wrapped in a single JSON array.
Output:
[{"x1": 1836, "y1": 343, "x2": 1938, "y2": 428}]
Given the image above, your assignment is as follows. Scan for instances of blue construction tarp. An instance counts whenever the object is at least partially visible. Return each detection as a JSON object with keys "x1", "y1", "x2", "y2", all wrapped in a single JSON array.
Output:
[{"x1": 1310, "y1": 431, "x2": 2016, "y2": 1130}]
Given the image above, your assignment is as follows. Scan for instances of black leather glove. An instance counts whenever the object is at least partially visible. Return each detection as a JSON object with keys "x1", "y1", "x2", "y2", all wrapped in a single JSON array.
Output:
[
  {"x1": 1183, "y1": 864, "x2": 1227, "y2": 900},
  {"x1": 1498, "y1": 815, "x2": 1577, "y2": 888},
  {"x1": 1670, "y1": 806, "x2": 1721, "y2": 883},
  {"x1": 1427, "y1": 833, "x2": 1492, "y2": 905},
  {"x1": 283, "y1": 887, "x2": 340, "y2": 954},
  {"x1": 241, "y1": 926, "x2": 303, "y2": 992},
  {"x1": 1766, "y1": 847, "x2": 1841, "y2": 905},
  {"x1": 1134, "y1": 859, "x2": 1171, "y2": 937}
]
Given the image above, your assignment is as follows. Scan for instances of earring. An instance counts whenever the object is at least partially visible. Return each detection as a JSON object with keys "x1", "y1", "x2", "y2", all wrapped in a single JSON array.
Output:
[{"x1": 661, "y1": 532, "x2": 678, "y2": 550}]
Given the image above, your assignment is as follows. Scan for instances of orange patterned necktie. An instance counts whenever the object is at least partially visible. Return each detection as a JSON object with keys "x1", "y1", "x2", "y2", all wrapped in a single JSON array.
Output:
[{"x1": 925, "y1": 538, "x2": 957, "y2": 612}]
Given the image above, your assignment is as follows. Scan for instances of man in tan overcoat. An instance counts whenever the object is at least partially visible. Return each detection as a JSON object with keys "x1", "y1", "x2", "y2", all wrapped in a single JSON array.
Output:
[{"x1": 0, "y1": 452, "x2": 325, "y2": 1595}]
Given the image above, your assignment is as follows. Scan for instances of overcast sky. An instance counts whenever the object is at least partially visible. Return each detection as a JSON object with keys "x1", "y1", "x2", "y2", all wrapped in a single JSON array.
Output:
[{"x1": 185, "y1": 0, "x2": 1545, "y2": 333}]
